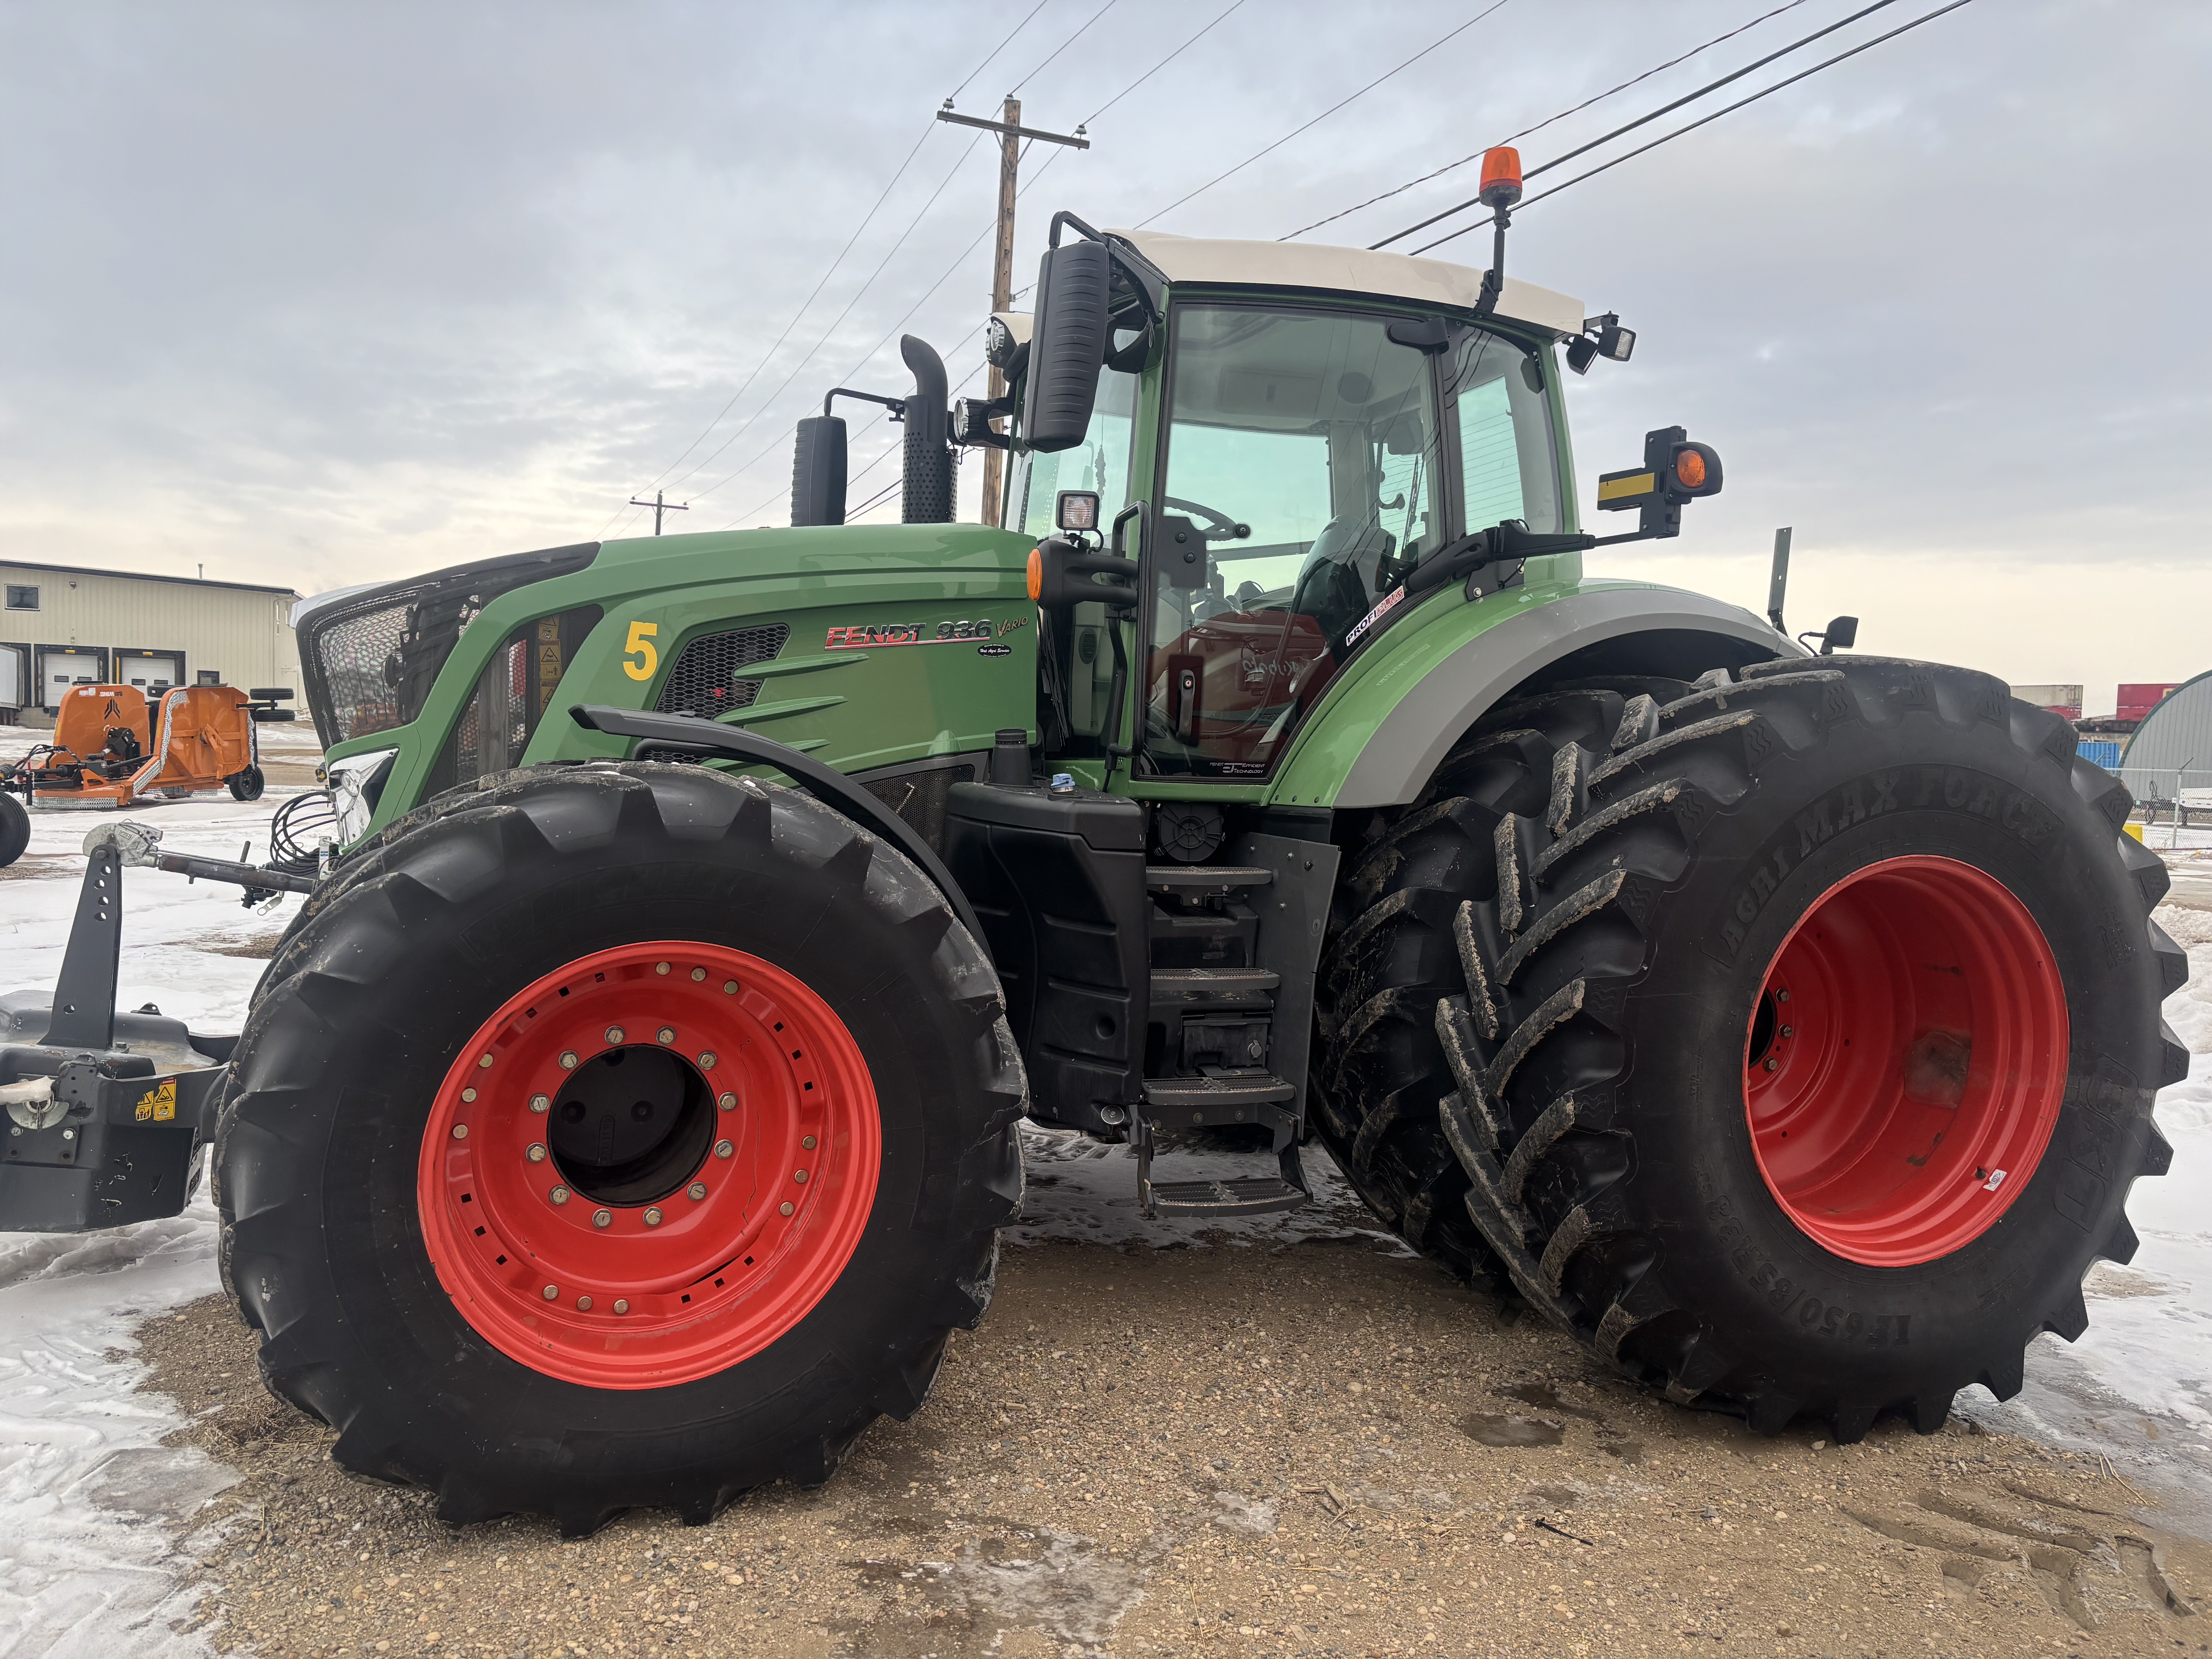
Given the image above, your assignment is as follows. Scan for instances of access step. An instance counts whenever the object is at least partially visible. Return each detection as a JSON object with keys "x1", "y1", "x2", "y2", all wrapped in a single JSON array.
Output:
[
  {"x1": 1142, "y1": 1069, "x2": 1298, "y2": 1123},
  {"x1": 1146, "y1": 1173, "x2": 1309, "y2": 1218},
  {"x1": 1146, "y1": 864, "x2": 1274, "y2": 897},
  {"x1": 1149, "y1": 966, "x2": 1280, "y2": 1007}
]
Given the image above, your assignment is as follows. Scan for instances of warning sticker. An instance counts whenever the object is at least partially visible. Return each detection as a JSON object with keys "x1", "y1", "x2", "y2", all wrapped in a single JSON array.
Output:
[{"x1": 134, "y1": 1079, "x2": 177, "y2": 1123}]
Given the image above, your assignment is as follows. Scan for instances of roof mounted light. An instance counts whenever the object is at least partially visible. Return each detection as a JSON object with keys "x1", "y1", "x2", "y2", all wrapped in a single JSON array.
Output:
[
  {"x1": 1477, "y1": 146, "x2": 1523, "y2": 210},
  {"x1": 1566, "y1": 311, "x2": 1636, "y2": 375}
]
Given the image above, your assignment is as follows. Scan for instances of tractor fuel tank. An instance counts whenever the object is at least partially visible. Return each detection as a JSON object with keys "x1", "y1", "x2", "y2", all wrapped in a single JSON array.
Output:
[{"x1": 945, "y1": 782, "x2": 1147, "y2": 1136}]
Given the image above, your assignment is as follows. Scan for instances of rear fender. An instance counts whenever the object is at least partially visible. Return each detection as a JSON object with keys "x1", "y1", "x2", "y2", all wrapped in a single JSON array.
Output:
[{"x1": 1271, "y1": 579, "x2": 1798, "y2": 810}]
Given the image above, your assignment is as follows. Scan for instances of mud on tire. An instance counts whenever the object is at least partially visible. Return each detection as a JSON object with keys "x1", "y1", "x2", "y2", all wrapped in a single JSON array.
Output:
[
  {"x1": 216, "y1": 762, "x2": 1026, "y2": 1534},
  {"x1": 1319, "y1": 660, "x2": 2181, "y2": 1441}
]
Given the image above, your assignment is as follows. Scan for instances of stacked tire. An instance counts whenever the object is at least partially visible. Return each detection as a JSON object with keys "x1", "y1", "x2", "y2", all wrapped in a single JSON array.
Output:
[{"x1": 1316, "y1": 657, "x2": 2181, "y2": 1441}]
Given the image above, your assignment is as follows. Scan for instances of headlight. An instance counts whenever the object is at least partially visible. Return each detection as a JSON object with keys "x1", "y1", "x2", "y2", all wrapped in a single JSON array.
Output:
[{"x1": 326, "y1": 748, "x2": 398, "y2": 845}]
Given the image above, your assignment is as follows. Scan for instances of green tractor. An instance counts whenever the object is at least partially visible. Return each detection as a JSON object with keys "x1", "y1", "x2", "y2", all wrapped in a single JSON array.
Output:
[{"x1": 0, "y1": 165, "x2": 2181, "y2": 1537}]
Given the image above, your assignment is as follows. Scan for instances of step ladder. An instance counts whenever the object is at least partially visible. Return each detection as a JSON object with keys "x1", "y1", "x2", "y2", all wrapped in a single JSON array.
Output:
[{"x1": 1135, "y1": 863, "x2": 1310, "y2": 1220}]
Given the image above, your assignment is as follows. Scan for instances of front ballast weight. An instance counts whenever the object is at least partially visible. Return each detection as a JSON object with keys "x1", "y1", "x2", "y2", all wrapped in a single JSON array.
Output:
[{"x1": 0, "y1": 824, "x2": 316, "y2": 1232}]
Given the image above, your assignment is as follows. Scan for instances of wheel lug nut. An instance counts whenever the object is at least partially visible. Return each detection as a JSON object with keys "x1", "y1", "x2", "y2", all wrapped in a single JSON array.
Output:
[
  {"x1": 530, "y1": 1094, "x2": 550, "y2": 1113},
  {"x1": 691, "y1": 968, "x2": 706, "y2": 982},
  {"x1": 1779, "y1": 1025, "x2": 1794, "y2": 1039},
  {"x1": 1763, "y1": 1057, "x2": 1780, "y2": 1072},
  {"x1": 1776, "y1": 989, "x2": 1790, "y2": 1002},
  {"x1": 779, "y1": 1201, "x2": 795, "y2": 1216},
  {"x1": 793, "y1": 1169, "x2": 809, "y2": 1184},
  {"x1": 460, "y1": 1087, "x2": 477, "y2": 1103},
  {"x1": 613, "y1": 1299, "x2": 630, "y2": 1315},
  {"x1": 699, "y1": 1052, "x2": 716, "y2": 1069},
  {"x1": 478, "y1": 1054, "x2": 495, "y2": 1070},
  {"x1": 593, "y1": 1209, "x2": 611, "y2": 1228},
  {"x1": 450, "y1": 1124, "x2": 468, "y2": 1140},
  {"x1": 577, "y1": 1295, "x2": 593, "y2": 1311},
  {"x1": 527, "y1": 1144, "x2": 547, "y2": 1163},
  {"x1": 722, "y1": 981, "x2": 738, "y2": 994},
  {"x1": 605, "y1": 1025, "x2": 625, "y2": 1044},
  {"x1": 715, "y1": 1139, "x2": 734, "y2": 1159},
  {"x1": 802, "y1": 1135, "x2": 817, "y2": 1150},
  {"x1": 550, "y1": 1186, "x2": 571, "y2": 1205},
  {"x1": 559, "y1": 1051, "x2": 579, "y2": 1071},
  {"x1": 655, "y1": 962, "x2": 670, "y2": 975},
  {"x1": 718, "y1": 1093, "x2": 736, "y2": 1111},
  {"x1": 542, "y1": 1284, "x2": 558, "y2": 1300},
  {"x1": 687, "y1": 1182, "x2": 708, "y2": 1201},
  {"x1": 658, "y1": 1027, "x2": 676, "y2": 1045},
  {"x1": 644, "y1": 1207, "x2": 664, "y2": 1226}
]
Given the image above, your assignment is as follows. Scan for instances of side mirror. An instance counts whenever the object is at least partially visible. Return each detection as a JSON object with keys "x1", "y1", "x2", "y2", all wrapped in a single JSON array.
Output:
[
  {"x1": 1021, "y1": 239, "x2": 1111, "y2": 453},
  {"x1": 1819, "y1": 615, "x2": 1858, "y2": 655},
  {"x1": 790, "y1": 415, "x2": 848, "y2": 526}
]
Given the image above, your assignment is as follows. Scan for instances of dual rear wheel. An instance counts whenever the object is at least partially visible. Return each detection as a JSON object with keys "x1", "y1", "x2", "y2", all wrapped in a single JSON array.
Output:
[{"x1": 1316, "y1": 656, "x2": 2181, "y2": 1439}]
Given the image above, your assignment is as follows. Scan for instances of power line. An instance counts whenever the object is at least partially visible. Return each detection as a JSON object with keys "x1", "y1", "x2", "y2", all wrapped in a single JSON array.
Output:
[
  {"x1": 947, "y1": 0, "x2": 1056, "y2": 105},
  {"x1": 603, "y1": 5, "x2": 1058, "y2": 538},
  {"x1": 1410, "y1": 0, "x2": 1978, "y2": 255},
  {"x1": 1009, "y1": 0, "x2": 1119, "y2": 96},
  {"x1": 662, "y1": 130, "x2": 988, "y2": 498},
  {"x1": 1133, "y1": 0, "x2": 1513, "y2": 230},
  {"x1": 596, "y1": 120, "x2": 942, "y2": 539},
  {"x1": 1374, "y1": 0, "x2": 1905, "y2": 251},
  {"x1": 1281, "y1": 0, "x2": 1813, "y2": 242},
  {"x1": 1079, "y1": 0, "x2": 1247, "y2": 128}
]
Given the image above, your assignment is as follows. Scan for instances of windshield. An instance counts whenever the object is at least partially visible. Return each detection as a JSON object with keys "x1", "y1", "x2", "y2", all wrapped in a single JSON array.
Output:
[{"x1": 1142, "y1": 305, "x2": 1558, "y2": 780}]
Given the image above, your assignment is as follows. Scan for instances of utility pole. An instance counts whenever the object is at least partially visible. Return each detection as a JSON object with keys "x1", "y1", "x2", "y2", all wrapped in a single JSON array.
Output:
[
  {"x1": 628, "y1": 489, "x2": 689, "y2": 535},
  {"x1": 937, "y1": 100, "x2": 1089, "y2": 527}
]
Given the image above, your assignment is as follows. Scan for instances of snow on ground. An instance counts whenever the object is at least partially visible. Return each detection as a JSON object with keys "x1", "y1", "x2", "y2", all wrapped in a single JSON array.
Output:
[{"x1": 3, "y1": 735, "x2": 2212, "y2": 1644}]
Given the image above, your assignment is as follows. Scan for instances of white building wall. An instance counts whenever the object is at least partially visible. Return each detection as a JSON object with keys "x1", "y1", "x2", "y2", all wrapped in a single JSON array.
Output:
[{"x1": 1, "y1": 560, "x2": 302, "y2": 713}]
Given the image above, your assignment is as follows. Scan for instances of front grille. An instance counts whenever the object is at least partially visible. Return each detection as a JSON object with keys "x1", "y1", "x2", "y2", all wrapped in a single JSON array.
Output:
[
  {"x1": 310, "y1": 597, "x2": 415, "y2": 744},
  {"x1": 655, "y1": 625, "x2": 791, "y2": 716}
]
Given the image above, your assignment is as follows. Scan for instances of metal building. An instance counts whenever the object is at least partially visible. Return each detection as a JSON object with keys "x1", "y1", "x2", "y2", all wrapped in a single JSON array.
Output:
[
  {"x1": 2118, "y1": 668, "x2": 2212, "y2": 809},
  {"x1": 1, "y1": 559, "x2": 302, "y2": 723}
]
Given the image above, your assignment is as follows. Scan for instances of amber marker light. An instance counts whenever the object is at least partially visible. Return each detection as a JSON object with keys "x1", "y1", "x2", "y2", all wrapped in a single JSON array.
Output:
[
  {"x1": 1478, "y1": 146, "x2": 1523, "y2": 210},
  {"x1": 1675, "y1": 449, "x2": 1709, "y2": 490},
  {"x1": 1026, "y1": 546, "x2": 1044, "y2": 602}
]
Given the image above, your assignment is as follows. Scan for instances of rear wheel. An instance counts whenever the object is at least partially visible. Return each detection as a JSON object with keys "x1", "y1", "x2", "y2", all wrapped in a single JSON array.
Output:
[
  {"x1": 227, "y1": 765, "x2": 264, "y2": 802},
  {"x1": 217, "y1": 762, "x2": 1025, "y2": 1532},
  {"x1": 1323, "y1": 658, "x2": 2180, "y2": 1440}
]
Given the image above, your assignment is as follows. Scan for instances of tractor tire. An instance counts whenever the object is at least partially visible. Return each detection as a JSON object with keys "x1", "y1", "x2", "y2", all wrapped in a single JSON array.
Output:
[
  {"x1": 1315, "y1": 679, "x2": 1684, "y2": 1288},
  {"x1": 0, "y1": 790, "x2": 28, "y2": 868},
  {"x1": 1322, "y1": 658, "x2": 2181, "y2": 1442},
  {"x1": 227, "y1": 766, "x2": 265, "y2": 802},
  {"x1": 216, "y1": 761, "x2": 1025, "y2": 1534}
]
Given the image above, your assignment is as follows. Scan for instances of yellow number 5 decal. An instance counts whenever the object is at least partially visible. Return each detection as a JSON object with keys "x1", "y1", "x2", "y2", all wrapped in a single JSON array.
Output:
[{"x1": 622, "y1": 621, "x2": 659, "y2": 682}]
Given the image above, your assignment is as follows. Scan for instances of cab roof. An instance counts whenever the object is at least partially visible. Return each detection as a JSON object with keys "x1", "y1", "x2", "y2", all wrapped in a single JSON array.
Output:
[{"x1": 1112, "y1": 229, "x2": 1585, "y2": 338}]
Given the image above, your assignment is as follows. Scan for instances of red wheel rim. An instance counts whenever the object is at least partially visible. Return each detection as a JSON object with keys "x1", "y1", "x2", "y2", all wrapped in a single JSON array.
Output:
[
  {"x1": 1743, "y1": 855, "x2": 2068, "y2": 1267},
  {"x1": 417, "y1": 941, "x2": 880, "y2": 1387}
]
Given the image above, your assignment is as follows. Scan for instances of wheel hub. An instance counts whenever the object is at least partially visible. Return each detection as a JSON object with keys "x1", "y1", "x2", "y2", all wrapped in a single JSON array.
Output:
[
  {"x1": 417, "y1": 941, "x2": 881, "y2": 1386},
  {"x1": 1744, "y1": 855, "x2": 2068, "y2": 1267}
]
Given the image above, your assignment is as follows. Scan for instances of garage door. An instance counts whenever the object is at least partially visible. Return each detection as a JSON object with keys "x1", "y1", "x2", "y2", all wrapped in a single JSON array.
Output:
[
  {"x1": 117, "y1": 652, "x2": 184, "y2": 692},
  {"x1": 0, "y1": 646, "x2": 23, "y2": 706},
  {"x1": 36, "y1": 647, "x2": 107, "y2": 708}
]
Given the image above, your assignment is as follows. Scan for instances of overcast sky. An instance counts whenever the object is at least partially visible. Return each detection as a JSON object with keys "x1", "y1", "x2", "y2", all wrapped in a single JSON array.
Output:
[{"x1": 2, "y1": 0, "x2": 2204, "y2": 711}]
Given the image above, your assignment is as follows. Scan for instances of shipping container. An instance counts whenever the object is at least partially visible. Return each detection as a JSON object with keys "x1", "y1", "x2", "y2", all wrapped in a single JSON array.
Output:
[
  {"x1": 2118, "y1": 682, "x2": 2184, "y2": 725},
  {"x1": 2010, "y1": 683, "x2": 2083, "y2": 719}
]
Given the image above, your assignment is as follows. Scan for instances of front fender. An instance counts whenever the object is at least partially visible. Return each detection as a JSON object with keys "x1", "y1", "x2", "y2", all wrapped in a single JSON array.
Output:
[{"x1": 1270, "y1": 578, "x2": 1798, "y2": 810}]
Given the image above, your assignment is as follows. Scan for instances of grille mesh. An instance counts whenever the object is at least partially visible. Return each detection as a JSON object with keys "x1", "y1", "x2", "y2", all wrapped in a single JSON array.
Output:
[
  {"x1": 655, "y1": 625, "x2": 791, "y2": 716},
  {"x1": 312, "y1": 599, "x2": 414, "y2": 743}
]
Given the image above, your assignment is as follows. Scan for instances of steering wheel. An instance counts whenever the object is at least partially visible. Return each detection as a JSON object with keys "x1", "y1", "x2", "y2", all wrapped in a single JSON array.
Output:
[{"x1": 1163, "y1": 496, "x2": 1252, "y2": 543}]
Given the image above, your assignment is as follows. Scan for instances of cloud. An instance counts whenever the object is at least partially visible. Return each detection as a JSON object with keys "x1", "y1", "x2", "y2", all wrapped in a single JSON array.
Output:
[{"x1": 0, "y1": 0, "x2": 2204, "y2": 702}]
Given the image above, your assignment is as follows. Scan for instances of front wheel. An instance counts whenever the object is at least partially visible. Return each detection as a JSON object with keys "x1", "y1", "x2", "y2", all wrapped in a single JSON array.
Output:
[
  {"x1": 227, "y1": 765, "x2": 264, "y2": 802},
  {"x1": 1326, "y1": 658, "x2": 2181, "y2": 1441},
  {"x1": 217, "y1": 763, "x2": 1025, "y2": 1533},
  {"x1": 0, "y1": 790, "x2": 27, "y2": 867}
]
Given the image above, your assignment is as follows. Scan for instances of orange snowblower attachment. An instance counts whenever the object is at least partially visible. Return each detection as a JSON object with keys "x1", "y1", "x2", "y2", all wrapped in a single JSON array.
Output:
[{"x1": 10, "y1": 683, "x2": 274, "y2": 809}]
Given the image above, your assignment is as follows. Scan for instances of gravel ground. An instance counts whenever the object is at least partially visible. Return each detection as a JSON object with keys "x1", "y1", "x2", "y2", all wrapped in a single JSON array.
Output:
[{"x1": 135, "y1": 1235, "x2": 2209, "y2": 1659}]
